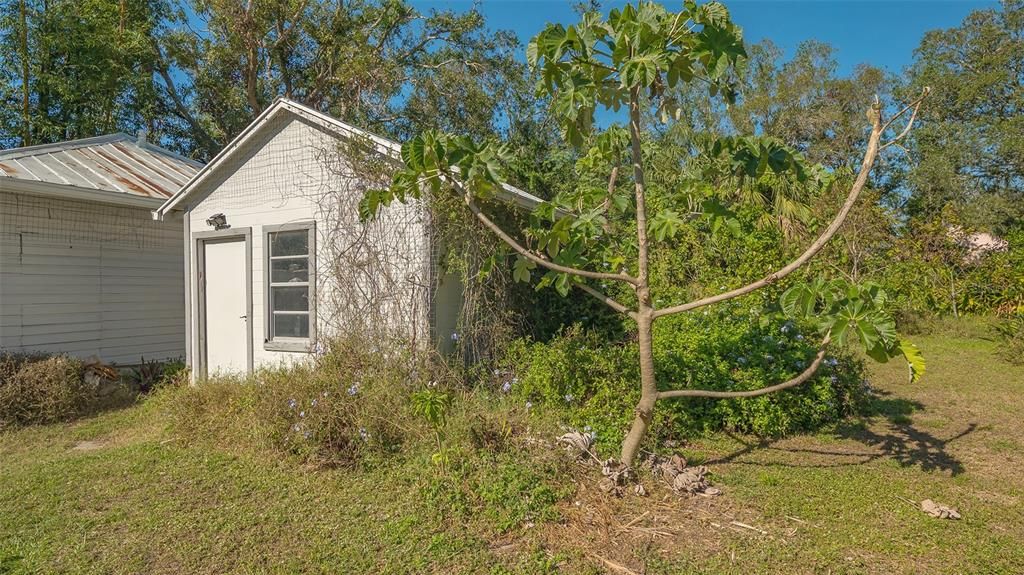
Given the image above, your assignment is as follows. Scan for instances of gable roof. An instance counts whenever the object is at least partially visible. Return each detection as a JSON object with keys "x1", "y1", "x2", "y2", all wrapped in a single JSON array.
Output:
[
  {"x1": 154, "y1": 98, "x2": 543, "y2": 219},
  {"x1": 0, "y1": 133, "x2": 203, "y2": 208}
]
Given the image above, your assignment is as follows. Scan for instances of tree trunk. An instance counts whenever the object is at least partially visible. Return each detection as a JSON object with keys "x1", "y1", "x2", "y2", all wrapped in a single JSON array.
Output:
[
  {"x1": 18, "y1": 0, "x2": 31, "y2": 146},
  {"x1": 620, "y1": 309, "x2": 657, "y2": 467},
  {"x1": 619, "y1": 84, "x2": 656, "y2": 468}
]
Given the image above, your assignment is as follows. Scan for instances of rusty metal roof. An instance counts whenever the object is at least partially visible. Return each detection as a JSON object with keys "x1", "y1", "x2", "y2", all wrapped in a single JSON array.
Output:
[{"x1": 0, "y1": 133, "x2": 203, "y2": 201}]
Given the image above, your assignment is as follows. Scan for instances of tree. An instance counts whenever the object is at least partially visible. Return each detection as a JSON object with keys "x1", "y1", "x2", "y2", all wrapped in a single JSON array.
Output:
[
  {"x1": 363, "y1": 2, "x2": 929, "y2": 467},
  {"x1": 725, "y1": 40, "x2": 889, "y2": 171},
  {"x1": 899, "y1": 0, "x2": 1024, "y2": 232},
  {"x1": 154, "y1": 0, "x2": 528, "y2": 159},
  {"x1": 0, "y1": 0, "x2": 168, "y2": 148}
]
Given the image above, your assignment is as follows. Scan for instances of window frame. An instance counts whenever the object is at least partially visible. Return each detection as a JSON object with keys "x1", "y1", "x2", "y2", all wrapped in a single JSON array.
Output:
[{"x1": 263, "y1": 222, "x2": 316, "y2": 352}]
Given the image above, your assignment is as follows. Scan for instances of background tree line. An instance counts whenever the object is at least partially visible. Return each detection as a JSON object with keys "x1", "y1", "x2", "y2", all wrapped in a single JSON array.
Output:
[{"x1": 1, "y1": 0, "x2": 1021, "y2": 320}]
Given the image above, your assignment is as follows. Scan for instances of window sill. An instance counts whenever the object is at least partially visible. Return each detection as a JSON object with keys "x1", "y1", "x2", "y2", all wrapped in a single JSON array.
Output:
[{"x1": 264, "y1": 340, "x2": 312, "y2": 353}]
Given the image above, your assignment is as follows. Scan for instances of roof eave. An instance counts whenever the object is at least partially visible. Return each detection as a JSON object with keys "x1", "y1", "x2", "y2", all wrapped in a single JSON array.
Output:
[{"x1": 0, "y1": 177, "x2": 167, "y2": 209}]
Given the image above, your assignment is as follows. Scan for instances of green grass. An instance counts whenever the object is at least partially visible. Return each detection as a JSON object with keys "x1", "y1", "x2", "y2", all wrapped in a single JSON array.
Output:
[{"x1": 2, "y1": 330, "x2": 1023, "y2": 574}]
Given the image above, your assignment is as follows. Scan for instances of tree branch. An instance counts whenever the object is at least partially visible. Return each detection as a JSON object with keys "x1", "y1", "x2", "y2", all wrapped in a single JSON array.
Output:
[
  {"x1": 576, "y1": 282, "x2": 636, "y2": 317},
  {"x1": 458, "y1": 186, "x2": 640, "y2": 285},
  {"x1": 653, "y1": 101, "x2": 887, "y2": 319},
  {"x1": 880, "y1": 87, "x2": 930, "y2": 150},
  {"x1": 151, "y1": 39, "x2": 220, "y2": 155},
  {"x1": 658, "y1": 335, "x2": 831, "y2": 399}
]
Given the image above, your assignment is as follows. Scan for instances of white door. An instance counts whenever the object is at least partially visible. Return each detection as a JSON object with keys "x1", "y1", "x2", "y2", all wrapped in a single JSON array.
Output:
[{"x1": 203, "y1": 238, "x2": 248, "y2": 375}]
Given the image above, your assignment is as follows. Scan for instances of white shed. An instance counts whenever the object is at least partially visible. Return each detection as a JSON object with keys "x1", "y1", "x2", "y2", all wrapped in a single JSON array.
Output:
[
  {"x1": 0, "y1": 134, "x2": 201, "y2": 364},
  {"x1": 155, "y1": 98, "x2": 540, "y2": 378}
]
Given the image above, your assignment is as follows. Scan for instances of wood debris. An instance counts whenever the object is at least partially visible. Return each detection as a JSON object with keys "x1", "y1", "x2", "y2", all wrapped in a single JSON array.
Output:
[{"x1": 921, "y1": 499, "x2": 961, "y2": 520}]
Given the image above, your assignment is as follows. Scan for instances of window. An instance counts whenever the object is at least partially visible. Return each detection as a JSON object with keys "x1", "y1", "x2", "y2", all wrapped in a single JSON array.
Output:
[{"x1": 265, "y1": 223, "x2": 315, "y2": 350}]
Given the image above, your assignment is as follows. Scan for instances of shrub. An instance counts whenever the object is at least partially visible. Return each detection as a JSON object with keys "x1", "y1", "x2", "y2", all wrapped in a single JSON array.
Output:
[
  {"x1": 161, "y1": 338, "x2": 440, "y2": 467},
  {"x1": 0, "y1": 352, "x2": 91, "y2": 427},
  {"x1": 125, "y1": 357, "x2": 188, "y2": 393},
  {"x1": 500, "y1": 301, "x2": 869, "y2": 453},
  {"x1": 993, "y1": 314, "x2": 1024, "y2": 366}
]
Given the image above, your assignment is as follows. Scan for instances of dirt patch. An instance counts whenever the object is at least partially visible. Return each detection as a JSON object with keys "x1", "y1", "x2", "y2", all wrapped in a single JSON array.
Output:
[
  {"x1": 530, "y1": 468, "x2": 767, "y2": 572},
  {"x1": 71, "y1": 440, "x2": 106, "y2": 451}
]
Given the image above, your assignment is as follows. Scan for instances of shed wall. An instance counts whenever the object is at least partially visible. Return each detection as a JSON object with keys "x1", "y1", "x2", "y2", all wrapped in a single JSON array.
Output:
[
  {"x1": 185, "y1": 112, "x2": 435, "y2": 373},
  {"x1": 0, "y1": 191, "x2": 185, "y2": 364}
]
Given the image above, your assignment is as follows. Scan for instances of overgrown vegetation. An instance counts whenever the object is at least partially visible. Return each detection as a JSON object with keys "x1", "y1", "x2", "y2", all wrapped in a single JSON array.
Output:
[
  {"x1": 502, "y1": 310, "x2": 869, "y2": 453},
  {"x1": 0, "y1": 352, "x2": 90, "y2": 427},
  {"x1": 162, "y1": 340, "x2": 428, "y2": 468},
  {"x1": 3, "y1": 329, "x2": 1024, "y2": 573},
  {"x1": 1, "y1": 0, "x2": 1022, "y2": 571},
  {"x1": 993, "y1": 313, "x2": 1024, "y2": 365},
  {"x1": 367, "y1": 1, "x2": 927, "y2": 466}
]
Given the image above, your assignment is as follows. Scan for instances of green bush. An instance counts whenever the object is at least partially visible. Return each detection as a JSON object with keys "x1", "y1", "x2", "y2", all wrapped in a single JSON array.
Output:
[
  {"x1": 0, "y1": 352, "x2": 91, "y2": 427},
  {"x1": 161, "y1": 339, "x2": 440, "y2": 467},
  {"x1": 880, "y1": 226, "x2": 1024, "y2": 318},
  {"x1": 993, "y1": 314, "x2": 1024, "y2": 366},
  {"x1": 500, "y1": 301, "x2": 869, "y2": 453}
]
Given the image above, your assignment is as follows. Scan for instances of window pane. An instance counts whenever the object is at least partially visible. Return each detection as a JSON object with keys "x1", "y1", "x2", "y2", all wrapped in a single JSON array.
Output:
[
  {"x1": 273, "y1": 313, "x2": 309, "y2": 338},
  {"x1": 272, "y1": 286, "x2": 308, "y2": 311},
  {"x1": 270, "y1": 230, "x2": 308, "y2": 257},
  {"x1": 271, "y1": 258, "x2": 309, "y2": 283}
]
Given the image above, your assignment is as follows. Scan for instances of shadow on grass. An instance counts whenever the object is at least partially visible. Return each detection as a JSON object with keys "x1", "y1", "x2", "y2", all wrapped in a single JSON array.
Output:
[{"x1": 707, "y1": 390, "x2": 975, "y2": 476}]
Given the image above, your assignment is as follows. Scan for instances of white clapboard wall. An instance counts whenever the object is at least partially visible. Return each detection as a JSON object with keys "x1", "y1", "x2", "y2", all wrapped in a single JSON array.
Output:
[{"x1": 0, "y1": 191, "x2": 185, "y2": 364}]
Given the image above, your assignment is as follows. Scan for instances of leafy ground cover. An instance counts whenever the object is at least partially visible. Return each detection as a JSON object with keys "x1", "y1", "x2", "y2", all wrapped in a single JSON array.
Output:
[{"x1": 2, "y1": 329, "x2": 1022, "y2": 574}]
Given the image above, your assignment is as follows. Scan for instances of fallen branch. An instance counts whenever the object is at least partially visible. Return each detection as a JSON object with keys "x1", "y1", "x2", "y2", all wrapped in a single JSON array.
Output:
[
  {"x1": 591, "y1": 554, "x2": 641, "y2": 575},
  {"x1": 730, "y1": 521, "x2": 768, "y2": 535}
]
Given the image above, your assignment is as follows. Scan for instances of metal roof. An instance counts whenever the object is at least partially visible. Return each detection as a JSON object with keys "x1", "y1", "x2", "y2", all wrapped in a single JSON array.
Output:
[{"x1": 0, "y1": 133, "x2": 203, "y2": 201}]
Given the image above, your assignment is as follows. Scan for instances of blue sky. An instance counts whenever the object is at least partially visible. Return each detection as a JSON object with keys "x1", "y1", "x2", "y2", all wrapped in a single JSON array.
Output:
[{"x1": 411, "y1": 0, "x2": 997, "y2": 76}]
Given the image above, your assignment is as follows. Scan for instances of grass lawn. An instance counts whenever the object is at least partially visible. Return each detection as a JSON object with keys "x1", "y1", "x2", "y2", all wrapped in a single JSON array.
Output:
[{"x1": 2, "y1": 330, "x2": 1022, "y2": 574}]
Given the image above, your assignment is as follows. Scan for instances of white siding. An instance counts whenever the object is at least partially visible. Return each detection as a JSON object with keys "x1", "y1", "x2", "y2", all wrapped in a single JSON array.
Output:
[
  {"x1": 0, "y1": 191, "x2": 185, "y2": 364},
  {"x1": 185, "y1": 112, "x2": 433, "y2": 372}
]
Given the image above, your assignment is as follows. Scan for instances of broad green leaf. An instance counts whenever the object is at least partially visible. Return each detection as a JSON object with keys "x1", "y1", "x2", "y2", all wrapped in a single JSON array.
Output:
[
  {"x1": 648, "y1": 209, "x2": 684, "y2": 241},
  {"x1": 512, "y1": 256, "x2": 536, "y2": 283},
  {"x1": 900, "y1": 340, "x2": 926, "y2": 383},
  {"x1": 780, "y1": 286, "x2": 804, "y2": 318},
  {"x1": 554, "y1": 273, "x2": 571, "y2": 297},
  {"x1": 401, "y1": 136, "x2": 425, "y2": 170}
]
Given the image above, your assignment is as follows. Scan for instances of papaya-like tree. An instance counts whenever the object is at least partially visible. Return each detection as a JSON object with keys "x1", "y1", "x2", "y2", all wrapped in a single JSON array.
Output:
[{"x1": 363, "y1": 1, "x2": 928, "y2": 467}]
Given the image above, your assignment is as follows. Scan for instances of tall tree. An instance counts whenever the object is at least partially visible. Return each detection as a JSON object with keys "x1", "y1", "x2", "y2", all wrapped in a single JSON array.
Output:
[
  {"x1": 900, "y1": 0, "x2": 1024, "y2": 232},
  {"x1": 0, "y1": 0, "x2": 168, "y2": 148},
  {"x1": 727, "y1": 40, "x2": 889, "y2": 170},
  {"x1": 367, "y1": 1, "x2": 927, "y2": 467},
  {"x1": 155, "y1": 0, "x2": 528, "y2": 159}
]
